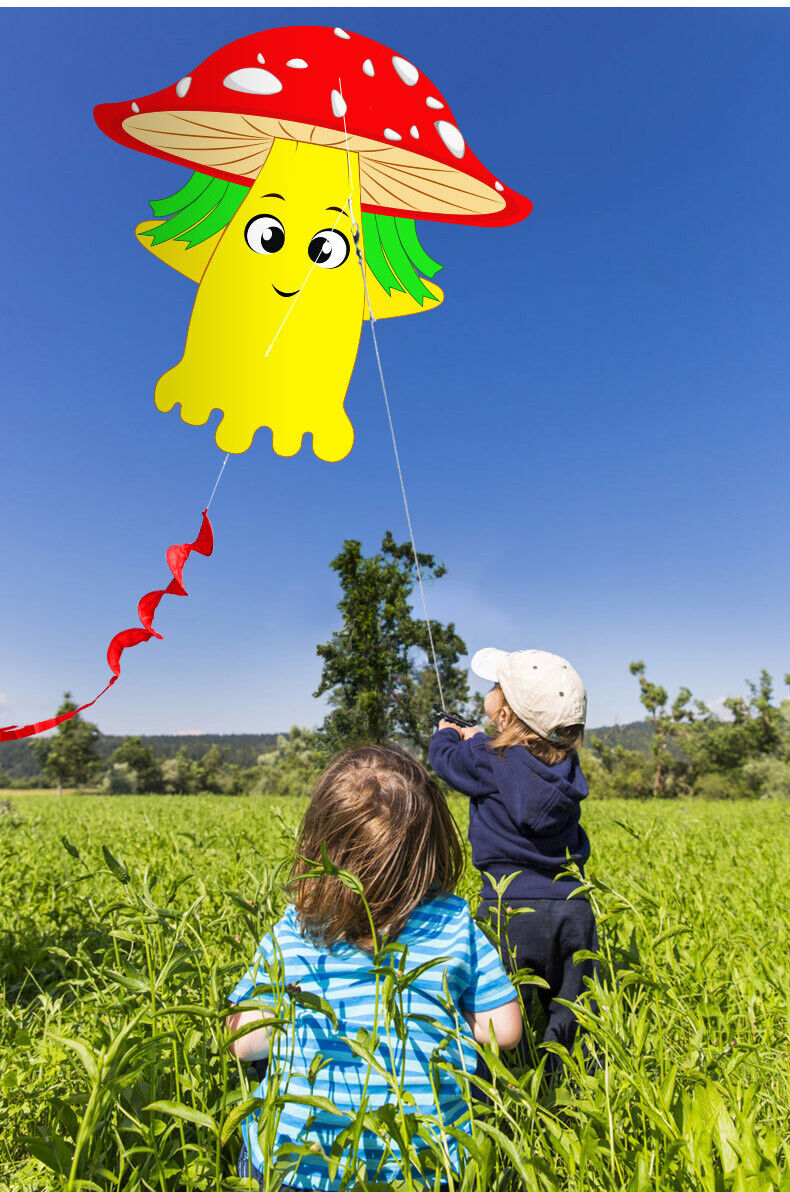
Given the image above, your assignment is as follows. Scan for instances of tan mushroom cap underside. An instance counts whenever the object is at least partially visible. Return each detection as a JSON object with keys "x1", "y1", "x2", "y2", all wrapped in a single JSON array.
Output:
[{"x1": 122, "y1": 110, "x2": 505, "y2": 220}]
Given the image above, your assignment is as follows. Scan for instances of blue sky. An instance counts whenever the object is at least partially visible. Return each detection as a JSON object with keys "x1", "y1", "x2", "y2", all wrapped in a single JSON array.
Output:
[{"x1": 1, "y1": 7, "x2": 788, "y2": 736}]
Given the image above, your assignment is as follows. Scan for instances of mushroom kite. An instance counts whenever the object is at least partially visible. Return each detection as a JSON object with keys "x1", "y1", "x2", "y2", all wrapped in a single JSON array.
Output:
[
  {"x1": 0, "y1": 25, "x2": 531, "y2": 741},
  {"x1": 93, "y1": 24, "x2": 532, "y2": 459}
]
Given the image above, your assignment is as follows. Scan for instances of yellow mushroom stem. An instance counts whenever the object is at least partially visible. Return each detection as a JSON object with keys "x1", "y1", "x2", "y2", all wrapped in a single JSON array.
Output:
[{"x1": 154, "y1": 140, "x2": 364, "y2": 460}]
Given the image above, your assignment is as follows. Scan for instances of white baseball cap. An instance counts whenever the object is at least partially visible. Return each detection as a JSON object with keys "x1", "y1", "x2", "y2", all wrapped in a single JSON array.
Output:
[{"x1": 470, "y1": 647, "x2": 587, "y2": 739}]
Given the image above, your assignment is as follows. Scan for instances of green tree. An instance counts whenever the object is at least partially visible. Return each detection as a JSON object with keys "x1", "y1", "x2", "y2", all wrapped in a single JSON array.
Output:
[
  {"x1": 629, "y1": 662, "x2": 695, "y2": 796},
  {"x1": 584, "y1": 737, "x2": 656, "y2": 799},
  {"x1": 315, "y1": 533, "x2": 470, "y2": 756},
  {"x1": 32, "y1": 693, "x2": 101, "y2": 794},
  {"x1": 196, "y1": 743, "x2": 225, "y2": 793},
  {"x1": 102, "y1": 762, "x2": 139, "y2": 795},
  {"x1": 251, "y1": 727, "x2": 323, "y2": 797},
  {"x1": 685, "y1": 671, "x2": 785, "y2": 775},
  {"x1": 161, "y1": 746, "x2": 200, "y2": 795},
  {"x1": 107, "y1": 736, "x2": 163, "y2": 793}
]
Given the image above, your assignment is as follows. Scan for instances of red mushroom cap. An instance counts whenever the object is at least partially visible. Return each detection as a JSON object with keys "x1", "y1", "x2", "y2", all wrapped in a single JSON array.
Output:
[{"x1": 94, "y1": 25, "x2": 532, "y2": 228}]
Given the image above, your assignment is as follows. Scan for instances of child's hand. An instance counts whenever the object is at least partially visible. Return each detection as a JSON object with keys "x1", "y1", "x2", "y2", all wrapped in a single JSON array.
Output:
[
  {"x1": 438, "y1": 718, "x2": 461, "y2": 733},
  {"x1": 438, "y1": 718, "x2": 483, "y2": 739}
]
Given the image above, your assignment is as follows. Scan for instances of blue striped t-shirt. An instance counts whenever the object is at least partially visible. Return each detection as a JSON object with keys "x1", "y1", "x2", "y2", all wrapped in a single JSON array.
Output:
[{"x1": 228, "y1": 893, "x2": 516, "y2": 1189}]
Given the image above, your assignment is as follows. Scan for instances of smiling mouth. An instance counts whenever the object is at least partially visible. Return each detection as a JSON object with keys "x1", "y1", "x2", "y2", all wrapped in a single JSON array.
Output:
[{"x1": 272, "y1": 284, "x2": 300, "y2": 298}]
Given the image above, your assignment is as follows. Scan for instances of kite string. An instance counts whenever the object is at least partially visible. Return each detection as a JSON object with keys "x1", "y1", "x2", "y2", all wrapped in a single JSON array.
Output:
[
  {"x1": 206, "y1": 451, "x2": 229, "y2": 512},
  {"x1": 338, "y1": 80, "x2": 447, "y2": 712}
]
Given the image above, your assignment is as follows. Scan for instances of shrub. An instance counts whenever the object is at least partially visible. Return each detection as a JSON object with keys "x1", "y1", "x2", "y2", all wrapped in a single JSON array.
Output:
[
  {"x1": 742, "y1": 757, "x2": 790, "y2": 799},
  {"x1": 582, "y1": 745, "x2": 659, "y2": 799},
  {"x1": 101, "y1": 762, "x2": 139, "y2": 795},
  {"x1": 250, "y1": 727, "x2": 323, "y2": 797},
  {"x1": 693, "y1": 770, "x2": 754, "y2": 800}
]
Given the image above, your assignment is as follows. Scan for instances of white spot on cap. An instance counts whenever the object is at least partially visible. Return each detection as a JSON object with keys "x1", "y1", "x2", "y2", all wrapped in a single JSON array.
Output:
[
  {"x1": 362, "y1": 58, "x2": 375, "y2": 77},
  {"x1": 495, "y1": 181, "x2": 504, "y2": 192},
  {"x1": 410, "y1": 125, "x2": 419, "y2": 139},
  {"x1": 131, "y1": 101, "x2": 140, "y2": 113},
  {"x1": 334, "y1": 27, "x2": 350, "y2": 39},
  {"x1": 176, "y1": 76, "x2": 191, "y2": 98},
  {"x1": 331, "y1": 89, "x2": 347, "y2": 118},
  {"x1": 257, "y1": 53, "x2": 265, "y2": 64},
  {"x1": 383, "y1": 128, "x2": 402, "y2": 141},
  {"x1": 392, "y1": 56, "x2": 419, "y2": 86},
  {"x1": 287, "y1": 58, "x2": 308, "y2": 69},
  {"x1": 425, "y1": 96, "x2": 443, "y2": 110},
  {"x1": 435, "y1": 120, "x2": 465, "y2": 159},
  {"x1": 223, "y1": 67, "x2": 283, "y2": 96}
]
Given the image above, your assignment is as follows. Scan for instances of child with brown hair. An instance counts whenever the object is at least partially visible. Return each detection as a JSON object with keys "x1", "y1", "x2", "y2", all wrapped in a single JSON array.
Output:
[
  {"x1": 429, "y1": 648, "x2": 598, "y2": 1066},
  {"x1": 227, "y1": 744, "x2": 521, "y2": 1191}
]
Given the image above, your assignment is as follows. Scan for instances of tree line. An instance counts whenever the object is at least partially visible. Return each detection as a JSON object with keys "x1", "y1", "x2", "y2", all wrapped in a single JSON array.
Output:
[{"x1": 3, "y1": 534, "x2": 787, "y2": 799}]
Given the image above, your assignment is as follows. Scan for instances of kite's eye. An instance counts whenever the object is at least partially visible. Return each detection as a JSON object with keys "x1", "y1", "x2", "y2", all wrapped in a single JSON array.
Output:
[
  {"x1": 245, "y1": 214, "x2": 285, "y2": 254},
  {"x1": 308, "y1": 229, "x2": 350, "y2": 270}
]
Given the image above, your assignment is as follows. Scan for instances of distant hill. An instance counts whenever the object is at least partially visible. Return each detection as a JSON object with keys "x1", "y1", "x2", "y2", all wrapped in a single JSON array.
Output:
[
  {"x1": 1, "y1": 721, "x2": 656, "y2": 783},
  {"x1": 585, "y1": 721, "x2": 653, "y2": 754},
  {"x1": 0, "y1": 732, "x2": 282, "y2": 782}
]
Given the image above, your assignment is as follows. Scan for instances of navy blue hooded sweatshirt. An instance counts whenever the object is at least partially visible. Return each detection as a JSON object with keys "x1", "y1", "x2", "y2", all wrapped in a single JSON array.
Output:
[{"x1": 429, "y1": 727, "x2": 591, "y2": 899}]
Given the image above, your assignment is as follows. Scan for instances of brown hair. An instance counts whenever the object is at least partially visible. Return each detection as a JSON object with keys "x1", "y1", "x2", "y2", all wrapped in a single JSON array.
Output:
[
  {"x1": 289, "y1": 744, "x2": 465, "y2": 950},
  {"x1": 488, "y1": 684, "x2": 584, "y2": 765}
]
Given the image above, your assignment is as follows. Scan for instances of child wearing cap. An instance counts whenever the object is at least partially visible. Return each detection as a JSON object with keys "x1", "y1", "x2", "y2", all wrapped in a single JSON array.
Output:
[{"x1": 429, "y1": 648, "x2": 598, "y2": 1066}]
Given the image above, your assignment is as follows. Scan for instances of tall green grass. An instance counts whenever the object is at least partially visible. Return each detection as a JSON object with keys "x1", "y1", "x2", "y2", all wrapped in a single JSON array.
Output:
[{"x1": 1, "y1": 797, "x2": 788, "y2": 1190}]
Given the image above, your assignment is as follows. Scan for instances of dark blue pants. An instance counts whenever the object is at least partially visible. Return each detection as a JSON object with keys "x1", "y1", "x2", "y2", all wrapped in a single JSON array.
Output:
[{"x1": 476, "y1": 896, "x2": 600, "y2": 1064}]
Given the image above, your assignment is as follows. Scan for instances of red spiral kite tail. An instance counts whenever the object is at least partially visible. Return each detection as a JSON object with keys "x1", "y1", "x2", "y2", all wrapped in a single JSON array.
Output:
[{"x1": 0, "y1": 509, "x2": 214, "y2": 742}]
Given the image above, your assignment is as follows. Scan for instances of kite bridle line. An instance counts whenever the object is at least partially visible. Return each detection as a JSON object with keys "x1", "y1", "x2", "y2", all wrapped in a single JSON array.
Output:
[{"x1": 339, "y1": 79, "x2": 448, "y2": 713}]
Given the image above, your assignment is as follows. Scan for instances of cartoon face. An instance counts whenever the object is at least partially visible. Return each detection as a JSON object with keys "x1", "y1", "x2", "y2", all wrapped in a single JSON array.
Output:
[{"x1": 154, "y1": 140, "x2": 364, "y2": 459}]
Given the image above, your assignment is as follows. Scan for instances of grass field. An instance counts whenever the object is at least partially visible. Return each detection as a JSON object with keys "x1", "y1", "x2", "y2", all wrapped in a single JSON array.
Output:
[{"x1": 1, "y1": 793, "x2": 788, "y2": 1191}]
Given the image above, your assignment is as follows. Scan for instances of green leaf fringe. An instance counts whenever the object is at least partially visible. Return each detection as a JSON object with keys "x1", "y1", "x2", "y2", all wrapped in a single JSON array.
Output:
[{"x1": 144, "y1": 171, "x2": 443, "y2": 296}]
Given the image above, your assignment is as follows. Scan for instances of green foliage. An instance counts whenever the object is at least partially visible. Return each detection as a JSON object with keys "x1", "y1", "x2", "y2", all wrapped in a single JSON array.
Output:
[
  {"x1": 250, "y1": 727, "x2": 323, "y2": 798},
  {"x1": 31, "y1": 694, "x2": 101, "y2": 793},
  {"x1": 583, "y1": 740, "x2": 656, "y2": 799},
  {"x1": 603, "y1": 666, "x2": 790, "y2": 800},
  {"x1": 198, "y1": 744, "x2": 225, "y2": 794},
  {"x1": 741, "y1": 756, "x2": 790, "y2": 799},
  {"x1": 155, "y1": 743, "x2": 246, "y2": 797},
  {"x1": 101, "y1": 762, "x2": 138, "y2": 796},
  {"x1": 628, "y1": 663, "x2": 695, "y2": 796},
  {"x1": 160, "y1": 745, "x2": 201, "y2": 795},
  {"x1": 0, "y1": 733, "x2": 281, "y2": 785},
  {"x1": 692, "y1": 770, "x2": 755, "y2": 800},
  {"x1": 684, "y1": 671, "x2": 786, "y2": 774},
  {"x1": 106, "y1": 737, "x2": 163, "y2": 793},
  {"x1": 315, "y1": 533, "x2": 470, "y2": 757},
  {"x1": 1, "y1": 796, "x2": 789, "y2": 1189}
]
